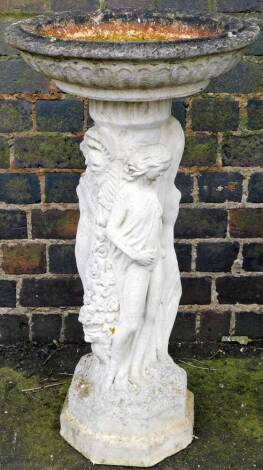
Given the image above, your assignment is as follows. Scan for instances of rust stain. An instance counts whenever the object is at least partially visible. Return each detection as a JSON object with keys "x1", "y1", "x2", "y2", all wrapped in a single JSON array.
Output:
[{"x1": 40, "y1": 21, "x2": 219, "y2": 42}]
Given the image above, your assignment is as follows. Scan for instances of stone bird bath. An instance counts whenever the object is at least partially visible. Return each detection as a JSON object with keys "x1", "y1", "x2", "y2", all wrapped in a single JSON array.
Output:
[{"x1": 6, "y1": 9, "x2": 259, "y2": 467}]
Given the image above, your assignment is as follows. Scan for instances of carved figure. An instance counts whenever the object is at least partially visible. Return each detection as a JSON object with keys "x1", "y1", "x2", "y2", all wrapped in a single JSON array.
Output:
[{"x1": 105, "y1": 143, "x2": 172, "y2": 387}]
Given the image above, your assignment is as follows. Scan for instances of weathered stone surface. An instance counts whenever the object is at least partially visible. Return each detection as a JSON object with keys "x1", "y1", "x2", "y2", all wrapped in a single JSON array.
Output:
[
  {"x1": 200, "y1": 311, "x2": 230, "y2": 340},
  {"x1": 174, "y1": 243, "x2": 192, "y2": 272},
  {"x1": 31, "y1": 313, "x2": 62, "y2": 343},
  {"x1": 64, "y1": 313, "x2": 85, "y2": 343},
  {"x1": 198, "y1": 172, "x2": 243, "y2": 203},
  {"x1": 0, "y1": 59, "x2": 49, "y2": 93},
  {"x1": 247, "y1": 99, "x2": 263, "y2": 130},
  {"x1": 0, "y1": 314, "x2": 29, "y2": 344},
  {"x1": 182, "y1": 135, "x2": 217, "y2": 167},
  {"x1": 0, "y1": 0, "x2": 51, "y2": 14},
  {"x1": 0, "y1": 19, "x2": 18, "y2": 56},
  {"x1": 192, "y1": 98, "x2": 239, "y2": 132},
  {"x1": 0, "y1": 280, "x2": 16, "y2": 307},
  {"x1": 36, "y1": 99, "x2": 84, "y2": 132},
  {"x1": 181, "y1": 277, "x2": 211, "y2": 305},
  {"x1": 171, "y1": 99, "x2": 187, "y2": 129},
  {"x1": 32, "y1": 209, "x2": 79, "y2": 239},
  {"x1": 14, "y1": 135, "x2": 84, "y2": 169},
  {"x1": 20, "y1": 278, "x2": 83, "y2": 307},
  {"x1": 0, "y1": 101, "x2": 32, "y2": 133},
  {"x1": 49, "y1": 244, "x2": 77, "y2": 274},
  {"x1": 230, "y1": 209, "x2": 263, "y2": 238},
  {"x1": 51, "y1": 0, "x2": 97, "y2": 11},
  {"x1": 0, "y1": 210, "x2": 27, "y2": 239},
  {"x1": 170, "y1": 312, "x2": 196, "y2": 342},
  {"x1": 2, "y1": 243, "x2": 46, "y2": 274},
  {"x1": 0, "y1": 137, "x2": 10, "y2": 169},
  {"x1": 217, "y1": 276, "x2": 263, "y2": 304},
  {"x1": 243, "y1": 243, "x2": 263, "y2": 271},
  {"x1": 248, "y1": 173, "x2": 263, "y2": 202},
  {"x1": 0, "y1": 174, "x2": 40, "y2": 204},
  {"x1": 196, "y1": 242, "x2": 239, "y2": 272},
  {"x1": 45, "y1": 173, "x2": 80, "y2": 203},
  {"x1": 235, "y1": 312, "x2": 263, "y2": 338},
  {"x1": 175, "y1": 173, "x2": 193, "y2": 203},
  {"x1": 222, "y1": 135, "x2": 263, "y2": 167},
  {"x1": 174, "y1": 209, "x2": 227, "y2": 238},
  {"x1": 208, "y1": 60, "x2": 263, "y2": 94},
  {"x1": 217, "y1": 0, "x2": 262, "y2": 12}
]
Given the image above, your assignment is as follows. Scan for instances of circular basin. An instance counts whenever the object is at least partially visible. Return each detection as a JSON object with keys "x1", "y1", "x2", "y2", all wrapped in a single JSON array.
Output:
[{"x1": 5, "y1": 9, "x2": 259, "y2": 101}]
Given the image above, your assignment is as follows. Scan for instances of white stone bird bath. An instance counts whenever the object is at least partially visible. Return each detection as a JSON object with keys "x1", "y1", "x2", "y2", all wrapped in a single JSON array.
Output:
[{"x1": 6, "y1": 9, "x2": 259, "y2": 467}]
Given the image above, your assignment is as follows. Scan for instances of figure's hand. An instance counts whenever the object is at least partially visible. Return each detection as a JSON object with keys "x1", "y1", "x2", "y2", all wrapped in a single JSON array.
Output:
[{"x1": 135, "y1": 249, "x2": 156, "y2": 266}]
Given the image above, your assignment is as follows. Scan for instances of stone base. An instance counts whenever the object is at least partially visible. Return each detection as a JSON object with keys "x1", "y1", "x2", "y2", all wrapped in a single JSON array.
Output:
[{"x1": 60, "y1": 355, "x2": 194, "y2": 467}]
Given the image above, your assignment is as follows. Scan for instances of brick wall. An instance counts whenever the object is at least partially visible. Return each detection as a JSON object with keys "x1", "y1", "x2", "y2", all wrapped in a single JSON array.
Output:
[{"x1": 0, "y1": 0, "x2": 262, "y2": 346}]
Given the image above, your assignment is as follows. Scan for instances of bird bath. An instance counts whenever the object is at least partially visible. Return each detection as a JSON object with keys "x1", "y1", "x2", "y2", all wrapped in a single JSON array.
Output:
[{"x1": 6, "y1": 9, "x2": 259, "y2": 467}]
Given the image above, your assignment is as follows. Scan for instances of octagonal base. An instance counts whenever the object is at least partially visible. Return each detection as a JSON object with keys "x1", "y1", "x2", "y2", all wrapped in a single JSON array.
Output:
[{"x1": 60, "y1": 355, "x2": 194, "y2": 468}]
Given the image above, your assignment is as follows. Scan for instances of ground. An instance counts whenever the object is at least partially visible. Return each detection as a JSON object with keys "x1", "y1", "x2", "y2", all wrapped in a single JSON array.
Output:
[{"x1": 0, "y1": 343, "x2": 263, "y2": 470}]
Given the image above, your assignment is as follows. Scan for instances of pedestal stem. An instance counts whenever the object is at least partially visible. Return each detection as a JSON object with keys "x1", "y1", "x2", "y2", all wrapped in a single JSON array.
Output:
[{"x1": 60, "y1": 98, "x2": 194, "y2": 467}]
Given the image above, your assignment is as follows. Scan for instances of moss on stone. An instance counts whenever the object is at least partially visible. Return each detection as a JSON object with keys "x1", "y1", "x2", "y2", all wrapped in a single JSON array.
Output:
[{"x1": 0, "y1": 357, "x2": 263, "y2": 469}]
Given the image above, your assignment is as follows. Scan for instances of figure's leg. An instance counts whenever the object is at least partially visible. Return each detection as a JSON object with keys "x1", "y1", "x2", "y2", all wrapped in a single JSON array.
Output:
[
  {"x1": 105, "y1": 264, "x2": 150, "y2": 388},
  {"x1": 130, "y1": 260, "x2": 163, "y2": 382}
]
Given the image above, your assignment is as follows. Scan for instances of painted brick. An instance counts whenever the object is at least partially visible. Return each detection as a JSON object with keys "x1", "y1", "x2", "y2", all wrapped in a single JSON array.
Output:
[
  {"x1": 0, "y1": 101, "x2": 32, "y2": 133},
  {"x1": 198, "y1": 172, "x2": 243, "y2": 203},
  {"x1": 196, "y1": 242, "x2": 239, "y2": 272},
  {"x1": 20, "y1": 278, "x2": 83, "y2": 307},
  {"x1": 174, "y1": 209, "x2": 227, "y2": 239},
  {"x1": 0, "y1": 137, "x2": 10, "y2": 169},
  {"x1": 208, "y1": 60, "x2": 263, "y2": 94},
  {"x1": 0, "y1": 280, "x2": 16, "y2": 307},
  {"x1": 2, "y1": 243, "x2": 46, "y2": 274},
  {"x1": 32, "y1": 209, "x2": 79, "y2": 239},
  {"x1": 0, "y1": 19, "x2": 18, "y2": 56},
  {"x1": 0, "y1": 210, "x2": 27, "y2": 239},
  {"x1": 230, "y1": 209, "x2": 263, "y2": 238},
  {"x1": 217, "y1": 276, "x2": 263, "y2": 304},
  {"x1": 31, "y1": 313, "x2": 62, "y2": 343},
  {"x1": 217, "y1": 0, "x2": 262, "y2": 12},
  {"x1": 175, "y1": 173, "x2": 193, "y2": 203},
  {"x1": 36, "y1": 99, "x2": 84, "y2": 132},
  {"x1": 0, "y1": 59, "x2": 49, "y2": 94},
  {"x1": 64, "y1": 313, "x2": 85, "y2": 343},
  {"x1": 235, "y1": 312, "x2": 263, "y2": 338},
  {"x1": 180, "y1": 277, "x2": 211, "y2": 305},
  {"x1": 243, "y1": 243, "x2": 263, "y2": 271},
  {"x1": 0, "y1": 314, "x2": 29, "y2": 344},
  {"x1": 170, "y1": 312, "x2": 196, "y2": 343},
  {"x1": 192, "y1": 99, "x2": 239, "y2": 132},
  {"x1": 247, "y1": 100, "x2": 263, "y2": 130},
  {"x1": 14, "y1": 135, "x2": 84, "y2": 169},
  {"x1": 0, "y1": 0, "x2": 51, "y2": 14},
  {"x1": 51, "y1": 0, "x2": 98, "y2": 10},
  {"x1": 49, "y1": 244, "x2": 77, "y2": 274},
  {"x1": 247, "y1": 21, "x2": 263, "y2": 55},
  {"x1": 222, "y1": 135, "x2": 263, "y2": 167},
  {"x1": 45, "y1": 173, "x2": 80, "y2": 203},
  {"x1": 0, "y1": 174, "x2": 40, "y2": 204},
  {"x1": 181, "y1": 135, "x2": 217, "y2": 167},
  {"x1": 159, "y1": 0, "x2": 208, "y2": 10},
  {"x1": 171, "y1": 99, "x2": 187, "y2": 129},
  {"x1": 174, "y1": 243, "x2": 191, "y2": 272},
  {"x1": 200, "y1": 311, "x2": 231, "y2": 340},
  {"x1": 248, "y1": 173, "x2": 263, "y2": 203}
]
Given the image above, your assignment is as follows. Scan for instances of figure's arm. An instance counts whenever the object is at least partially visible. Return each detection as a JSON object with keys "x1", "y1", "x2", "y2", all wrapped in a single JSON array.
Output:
[{"x1": 107, "y1": 194, "x2": 139, "y2": 261}]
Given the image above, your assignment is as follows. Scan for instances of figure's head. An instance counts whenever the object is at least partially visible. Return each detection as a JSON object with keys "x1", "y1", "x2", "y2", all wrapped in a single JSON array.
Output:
[
  {"x1": 80, "y1": 127, "x2": 111, "y2": 172},
  {"x1": 124, "y1": 143, "x2": 172, "y2": 182}
]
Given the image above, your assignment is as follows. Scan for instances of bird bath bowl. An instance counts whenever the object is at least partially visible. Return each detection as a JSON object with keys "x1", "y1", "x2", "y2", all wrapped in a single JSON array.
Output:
[{"x1": 6, "y1": 9, "x2": 259, "y2": 468}]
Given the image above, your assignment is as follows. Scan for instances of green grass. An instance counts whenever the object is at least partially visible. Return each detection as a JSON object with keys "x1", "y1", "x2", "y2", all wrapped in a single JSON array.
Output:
[{"x1": 0, "y1": 357, "x2": 262, "y2": 469}]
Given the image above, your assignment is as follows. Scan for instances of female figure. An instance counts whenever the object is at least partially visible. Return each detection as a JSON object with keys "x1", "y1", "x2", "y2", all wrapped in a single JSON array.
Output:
[{"x1": 106, "y1": 143, "x2": 172, "y2": 387}]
